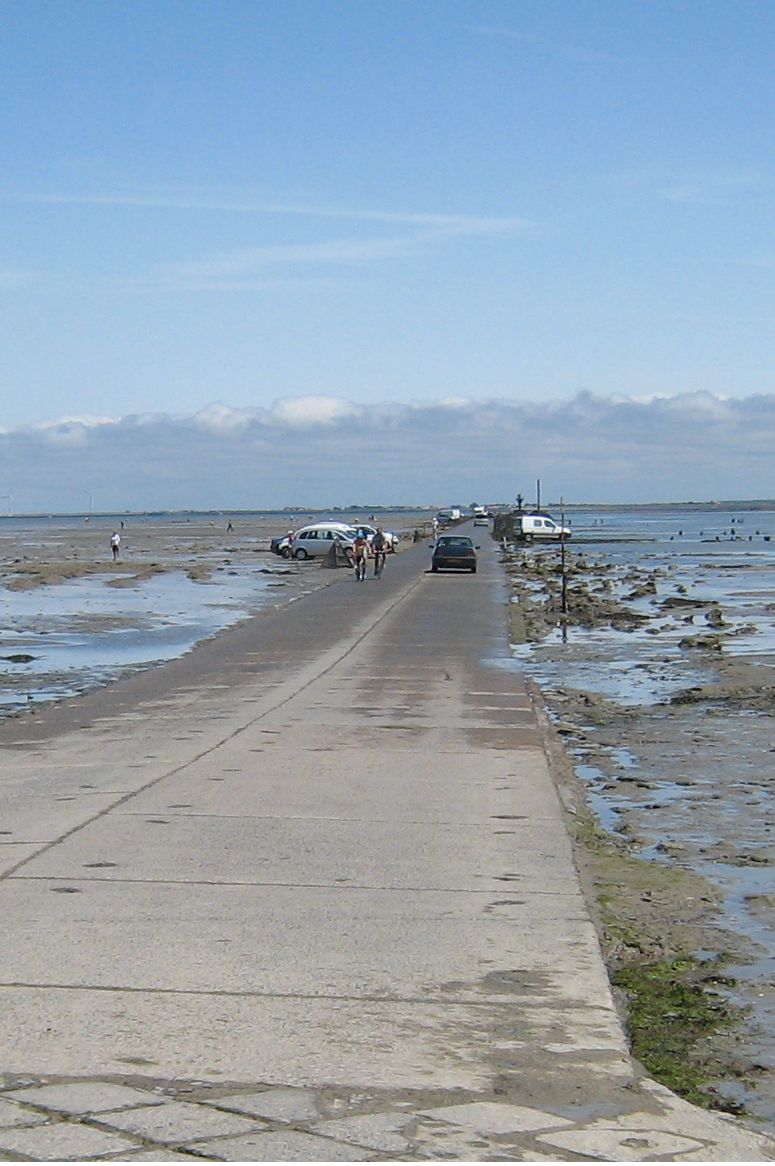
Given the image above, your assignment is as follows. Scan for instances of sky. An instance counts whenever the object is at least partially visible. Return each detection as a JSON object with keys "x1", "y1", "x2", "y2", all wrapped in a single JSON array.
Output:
[{"x1": 1, "y1": 0, "x2": 774, "y2": 510}]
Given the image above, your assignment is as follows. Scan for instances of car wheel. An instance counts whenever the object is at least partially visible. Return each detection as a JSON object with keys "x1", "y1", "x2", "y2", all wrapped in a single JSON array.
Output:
[
  {"x1": 431, "y1": 564, "x2": 438, "y2": 572},
  {"x1": 280, "y1": 546, "x2": 291, "y2": 559},
  {"x1": 471, "y1": 565, "x2": 477, "y2": 573},
  {"x1": 294, "y1": 547, "x2": 308, "y2": 560}
]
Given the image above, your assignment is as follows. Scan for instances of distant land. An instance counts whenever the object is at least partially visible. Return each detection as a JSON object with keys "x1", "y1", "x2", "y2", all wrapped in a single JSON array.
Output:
[
  {"x1": 559, "y1": 499, "x2": 775, "y2": 513},
  {"x1": 0, "y1": 499, "x2": 773, "y2": 521}
]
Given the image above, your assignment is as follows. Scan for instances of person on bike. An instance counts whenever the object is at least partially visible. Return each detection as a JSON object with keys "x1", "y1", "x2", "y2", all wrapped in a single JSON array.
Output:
[
  {"x1": 352, "y1": 532, "x2": 369, "y2": 581},
  {"x1": 371, "y1": 527, "x2": 387, "y2": 577}
]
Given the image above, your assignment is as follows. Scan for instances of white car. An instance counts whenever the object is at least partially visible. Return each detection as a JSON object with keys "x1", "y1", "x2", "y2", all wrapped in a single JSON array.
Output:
[{"x1": 280, "y1": 523, "x2": 358, "y2": 560}]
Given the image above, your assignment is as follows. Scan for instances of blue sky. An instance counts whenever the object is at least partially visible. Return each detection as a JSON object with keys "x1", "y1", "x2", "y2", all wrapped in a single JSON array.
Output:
[{"x1": 1, "y1": 0, "x2": 774, "y2": 507}]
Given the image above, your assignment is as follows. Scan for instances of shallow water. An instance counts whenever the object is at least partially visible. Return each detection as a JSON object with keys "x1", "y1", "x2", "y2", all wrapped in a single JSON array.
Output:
[{"x1": 0, "y1": 562, "x2": 284, "y2": 713}]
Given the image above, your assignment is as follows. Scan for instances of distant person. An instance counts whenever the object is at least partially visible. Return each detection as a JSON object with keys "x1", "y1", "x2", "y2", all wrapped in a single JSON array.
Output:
[
  {"x1": 432, "y1": 516, "x2": 439, "y2": 539},
  {"x1": 110, "y1": 530, "x2": 121, "y2": 561},
  {"x1": 372, "y1": 527, "x2": 387, "y2": 577},
  {"x1": 227, "y1": 520, "x2": 234, "y2": 532},
  {"x1": 352, "y1": 532, "x2": 369, "y2": 581}
]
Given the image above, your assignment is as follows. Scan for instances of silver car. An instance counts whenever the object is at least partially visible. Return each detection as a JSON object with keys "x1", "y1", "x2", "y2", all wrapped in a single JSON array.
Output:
[{"x1": 281, "y1": 523, "x2": 358, "y2": 560}]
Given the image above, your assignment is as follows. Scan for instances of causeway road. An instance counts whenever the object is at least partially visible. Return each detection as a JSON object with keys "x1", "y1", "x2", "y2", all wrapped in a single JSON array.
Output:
[{"x1": 0, "y1": 530, "x2": 772, "y2": 1161}]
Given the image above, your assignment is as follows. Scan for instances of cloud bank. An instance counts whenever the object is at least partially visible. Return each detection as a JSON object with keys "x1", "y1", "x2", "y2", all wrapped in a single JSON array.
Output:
[{"x1": 0, "y1": 391, "x2": 772, "y2": 513}]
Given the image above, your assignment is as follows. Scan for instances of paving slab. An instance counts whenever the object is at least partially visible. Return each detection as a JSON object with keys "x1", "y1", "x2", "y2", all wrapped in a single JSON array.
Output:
[
  {"x1": 310, "y1": 1111, "x2": 415, "y2": 1153},
  {"x1": 0, "y1": 1120, "x2": 139, "y2": 1159},
  {"x1": 535, "y1": 1125, "x2": 706, "y2": 1159},
  {"x1": 210, "y1": 1088, "x2": 322, "y2": 1122},
  {"x1": 96, "y1": 1099, "x2": 265, "y2": 1143},
  {"x1": 7, "y1": 1080, "x2": 165, "y2": 1114},
  {"x1": 189, "y1": 1128, "x2": 376, "y2": 1160},
  {"x1": 419, "y1": 1101, "x2": 575, "y2": 1134},
  {"x1": 0, "y1": 1094, "x2": 49, "y2": 1128}
]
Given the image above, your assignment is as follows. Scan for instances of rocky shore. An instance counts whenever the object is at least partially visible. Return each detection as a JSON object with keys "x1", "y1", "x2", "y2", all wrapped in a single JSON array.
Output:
[{"x1": 502, "y1": 535, "x2": 775, "y2": 1129}]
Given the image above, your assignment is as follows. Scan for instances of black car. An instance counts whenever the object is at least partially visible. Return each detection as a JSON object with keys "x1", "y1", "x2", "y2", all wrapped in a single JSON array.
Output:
[{"x1": 431, "y1": 535, "x2": 478, "y2": 573}]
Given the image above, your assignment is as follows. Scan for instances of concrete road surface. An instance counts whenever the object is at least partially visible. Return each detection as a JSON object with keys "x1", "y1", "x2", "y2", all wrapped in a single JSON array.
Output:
[{"x1": 0, "y1": 531, "x2": 772, "y2": 1161}]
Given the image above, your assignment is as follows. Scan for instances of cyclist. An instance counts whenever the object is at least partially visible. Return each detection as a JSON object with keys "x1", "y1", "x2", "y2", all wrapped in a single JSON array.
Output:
[
  {"x1": 352, "y1": 532, "x2": 369, "y2": 581},
  {"x1": 371, "y1": 527, "x2": 387, "y2": 577}
]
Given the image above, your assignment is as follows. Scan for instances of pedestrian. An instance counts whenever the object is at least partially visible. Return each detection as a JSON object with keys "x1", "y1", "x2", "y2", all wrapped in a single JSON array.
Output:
[
  {"x1": 372, "y1": 527, "x2": 387, "y2": 577},
  {"x1": 110, "y1": 530, "x2": 121, "y2": 561},
  {"x1": 352, "y1": 532, "x2": 369, "y2": 581},
  {"x1": 227, "y1": 520, "x2": 234, "y2": 532},
  {"x1": 432, "y1": 515, "x2": 439, "y2": 540}
]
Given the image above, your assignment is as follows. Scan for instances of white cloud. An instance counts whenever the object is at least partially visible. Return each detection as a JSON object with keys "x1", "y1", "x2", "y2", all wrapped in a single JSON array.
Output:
[
  {"x1": 28, "y1": 415, "x2": 119, "y2": 446},
  {"x1": 1, "y1": 391, "x2": 773, "y2": 512},
  {"x1": 191, "y1": 403, "x2": 260, "y2": 433},
  {"x1": 269, "y1": 396, "x2": 361, "y2": 427},
  {"x1": 30, "y1": 414, "x2": 118, "y2": 430},
  {"x1": 169, "y1": 235, "x2": 417, "y2": 282},
  {"x1": 2, "y1": 189, "x2": 535, "y2": 292},
  {"x1": 8, "y1": 189, "x2": 533, "y2": 234}
]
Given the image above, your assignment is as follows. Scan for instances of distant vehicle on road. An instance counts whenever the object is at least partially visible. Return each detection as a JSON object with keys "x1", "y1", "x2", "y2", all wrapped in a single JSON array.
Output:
[
  {"x1": 434, "y1": 508, "x2": 462, "y2": 528},
  {"x1": 431, "y1": 535, "x2": 478, "y2": 573},
  {"x1": 515, "y1": 512, "x2": 571, "y2": 542}
]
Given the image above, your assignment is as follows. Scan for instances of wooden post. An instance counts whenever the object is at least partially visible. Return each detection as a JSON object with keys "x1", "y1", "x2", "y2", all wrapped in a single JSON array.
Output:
[{"x1": 560, "y1": 496, "x2": 567, "y2": 615}]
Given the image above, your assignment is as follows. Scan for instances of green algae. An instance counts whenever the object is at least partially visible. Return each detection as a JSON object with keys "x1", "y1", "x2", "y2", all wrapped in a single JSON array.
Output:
[{"x1": 612, "y1": 956, "x2": 745, "y2": 1109}]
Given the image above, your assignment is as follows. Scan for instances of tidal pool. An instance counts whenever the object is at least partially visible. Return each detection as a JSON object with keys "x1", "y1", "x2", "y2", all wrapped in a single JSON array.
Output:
[{"x1": 0, "y1": 564, "x2": 289, "y2": 713}]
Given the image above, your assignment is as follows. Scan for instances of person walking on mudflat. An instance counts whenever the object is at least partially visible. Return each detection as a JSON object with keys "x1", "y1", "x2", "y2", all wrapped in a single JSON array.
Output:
[{"x1": 110, "y1": 530, "x2": 121, "y2": 561}]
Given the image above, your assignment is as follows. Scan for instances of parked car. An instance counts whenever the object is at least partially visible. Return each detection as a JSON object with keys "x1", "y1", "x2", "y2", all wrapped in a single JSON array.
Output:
[
  {"x1": 278, "y1": 522, "x2": 358, "y2": 560},
  {"x1": 431, "y1": 535, "x2": 478, "y2": 573},
  {"x1": 270, "y1": 532, "x2": 292, "y2": 555}
]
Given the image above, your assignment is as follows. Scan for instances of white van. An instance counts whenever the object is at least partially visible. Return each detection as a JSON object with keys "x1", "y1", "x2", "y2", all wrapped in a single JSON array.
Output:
[
  {"x1": 281, "y1": 523, "x2": 357, "y2": 559},
  {"x1": 516, "y1": 513, "x2": 571, "y2": 541}
]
